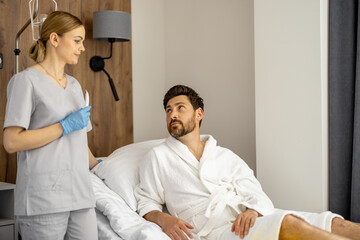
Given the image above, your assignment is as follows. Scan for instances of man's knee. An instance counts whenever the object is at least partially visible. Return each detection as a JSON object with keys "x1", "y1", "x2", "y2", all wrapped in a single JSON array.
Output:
[
  {"x1": 282, "y1": 214, "x2": 308, "y2": 228},
  {"x1": 280, "y1": 214, "x2": 310, "y2": 239},
  {"x1": 331, "y1": 217, "x2": 346, "y2": 229},
  {"x1": 331, "y1": 217, "x2": 353, "y2": 233}
]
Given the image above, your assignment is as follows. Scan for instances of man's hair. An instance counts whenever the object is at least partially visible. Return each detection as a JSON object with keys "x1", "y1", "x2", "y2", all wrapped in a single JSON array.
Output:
[{"x1": 163, "y1": 85, "x2": 204, "y2": 126}]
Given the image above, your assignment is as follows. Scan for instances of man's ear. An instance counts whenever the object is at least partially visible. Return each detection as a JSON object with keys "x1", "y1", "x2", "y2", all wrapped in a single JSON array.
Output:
[
  {"x1": 196, "y1": 108, "x2": 204, "y2": 121},
  {"x1": 48, "y1": 32, "x2": 60, "y2": 48}
]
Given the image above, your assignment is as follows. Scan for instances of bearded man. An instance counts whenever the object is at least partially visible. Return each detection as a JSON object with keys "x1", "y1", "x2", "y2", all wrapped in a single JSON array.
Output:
[{"x1": 135, "y1": 85, "x2": 360, "y2": 240}]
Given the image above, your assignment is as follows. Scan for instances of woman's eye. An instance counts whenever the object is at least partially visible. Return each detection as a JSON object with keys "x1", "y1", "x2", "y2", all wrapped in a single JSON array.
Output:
[{"x1": 75, "y1": 40, "x2": 80, "y2": 43}]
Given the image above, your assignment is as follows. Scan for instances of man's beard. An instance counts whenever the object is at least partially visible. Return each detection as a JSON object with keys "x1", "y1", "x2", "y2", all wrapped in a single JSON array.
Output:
[{"x1": 168, "y1": 114, "x2": 196, "y2": 138}]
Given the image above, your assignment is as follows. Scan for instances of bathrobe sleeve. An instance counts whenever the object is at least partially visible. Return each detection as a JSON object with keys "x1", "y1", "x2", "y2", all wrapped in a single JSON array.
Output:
[
  {"x1": 135, "y1": 150, "x2": 166, "y2": 217},
  {"x1": 229, "y1": 150, "x2": 274, "y2": 216}
]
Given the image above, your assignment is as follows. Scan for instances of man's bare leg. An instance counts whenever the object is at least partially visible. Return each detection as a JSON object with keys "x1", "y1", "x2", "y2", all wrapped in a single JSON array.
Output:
[
  {"x1": 331, "y1": 217, "x2": 360, "y2": 240},
  {"x1": 279, "y1": 215, "x2": 350, "y2": 240}
]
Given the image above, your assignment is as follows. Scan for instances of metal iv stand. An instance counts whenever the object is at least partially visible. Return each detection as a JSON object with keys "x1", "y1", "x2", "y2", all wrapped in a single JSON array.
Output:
[{"x1": 14, "y1": 0, "x2": 39, "y2": 74}]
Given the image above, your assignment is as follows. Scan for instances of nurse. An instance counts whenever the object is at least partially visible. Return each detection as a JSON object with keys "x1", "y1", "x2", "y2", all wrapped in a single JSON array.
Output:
[{"x1": 3, "y1": 11, "x2": 98, "y2": 239}]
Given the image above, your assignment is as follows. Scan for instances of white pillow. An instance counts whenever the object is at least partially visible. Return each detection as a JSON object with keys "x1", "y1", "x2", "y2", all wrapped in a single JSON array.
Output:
[{"x1": 92, "y1": 139, "x2": 165, "y2": 211}]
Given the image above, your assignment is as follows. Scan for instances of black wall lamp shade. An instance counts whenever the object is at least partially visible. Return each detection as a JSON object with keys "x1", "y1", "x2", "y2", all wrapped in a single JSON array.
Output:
[{"x1": 90, "y1": 11, "x2": 131, "y2": 101}]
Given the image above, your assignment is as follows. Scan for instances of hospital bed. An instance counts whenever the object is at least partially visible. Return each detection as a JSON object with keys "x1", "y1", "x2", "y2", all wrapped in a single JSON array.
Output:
[{"x1": 90, "y1": 139, "x2": 171, "y2": 240}]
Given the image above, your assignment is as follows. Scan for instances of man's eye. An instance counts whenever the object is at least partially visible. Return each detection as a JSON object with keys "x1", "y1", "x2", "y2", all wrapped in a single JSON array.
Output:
[
  {"x1": 166, "y1": 109, "x2": 172, "y2": 114},
  {"x1": 75, "y1": 40, "x2": 80, "y2": 43}
]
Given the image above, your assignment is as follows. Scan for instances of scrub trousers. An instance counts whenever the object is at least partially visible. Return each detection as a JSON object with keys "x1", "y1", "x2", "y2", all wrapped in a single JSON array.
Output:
[{"x1": 17, "y1": 207, "x2": 98, "y2": 240}]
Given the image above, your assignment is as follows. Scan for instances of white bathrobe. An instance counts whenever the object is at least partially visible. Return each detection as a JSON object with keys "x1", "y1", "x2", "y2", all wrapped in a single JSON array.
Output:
[{"x1": 135, "y1": 135, "x2": 340, "y2": 240}]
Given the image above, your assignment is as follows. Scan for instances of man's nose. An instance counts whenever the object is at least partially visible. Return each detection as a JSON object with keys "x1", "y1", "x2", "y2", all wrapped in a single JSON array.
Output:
[{"x1": 170, "y1": 110, "x2": 178, "y2": 119}]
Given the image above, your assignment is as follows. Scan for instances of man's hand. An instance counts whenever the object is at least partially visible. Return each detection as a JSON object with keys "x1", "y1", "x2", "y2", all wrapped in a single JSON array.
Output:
[
  {"x1": 231, "y1": 208, "x2": 261, "y2": 239},
  {"x1": 144, "y1": 211, "x2": 194, "y2": 240}
]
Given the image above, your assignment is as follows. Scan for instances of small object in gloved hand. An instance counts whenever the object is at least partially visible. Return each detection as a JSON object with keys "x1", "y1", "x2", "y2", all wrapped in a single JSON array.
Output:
[
  {"x1": 85, "y1": 90, "x2": 89, "y2": 106},
  {"x1": 0, "y1": 53, "x2": 3, "y2": 69}
]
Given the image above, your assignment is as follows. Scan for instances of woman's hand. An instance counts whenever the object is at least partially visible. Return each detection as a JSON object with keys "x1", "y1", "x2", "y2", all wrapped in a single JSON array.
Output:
[
  {"x1": 232, "y1": 208, "x2": 261, "y2": 239},
  {"x1": 60, "y1": 106, "x2": 91, "y2": 136}
]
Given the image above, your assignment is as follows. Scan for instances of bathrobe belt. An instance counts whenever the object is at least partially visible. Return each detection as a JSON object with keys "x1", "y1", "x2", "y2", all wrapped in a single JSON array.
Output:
[{"x1": 177, "y1": 182, "x2": 252, "y2": 239}]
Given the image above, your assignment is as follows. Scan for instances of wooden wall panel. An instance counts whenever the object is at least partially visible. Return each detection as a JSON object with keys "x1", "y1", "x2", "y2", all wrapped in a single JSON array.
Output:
[{"x1": 0, "y1": 0, "x2": 133, "y2": 183}]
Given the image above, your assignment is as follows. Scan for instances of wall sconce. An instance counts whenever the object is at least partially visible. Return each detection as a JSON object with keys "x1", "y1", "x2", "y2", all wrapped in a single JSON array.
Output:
[{"x1": 90, "y1": 11, "x2": 131, "y2": 101}]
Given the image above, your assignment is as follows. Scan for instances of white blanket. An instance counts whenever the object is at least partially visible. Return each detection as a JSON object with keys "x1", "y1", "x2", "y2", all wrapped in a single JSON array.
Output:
[
  {"x1": 135, "y1": 135, "x2": 341, "y2": 240},
  {"x1": 96, "y1": 208, "x2": 123, "y2": 240},
  {"x1": 91, "y1": 173, "x2": 170, "y2": 240}
]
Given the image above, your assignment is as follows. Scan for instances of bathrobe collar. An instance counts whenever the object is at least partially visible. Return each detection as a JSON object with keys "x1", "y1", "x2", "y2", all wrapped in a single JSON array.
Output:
[{"x1": 166, "y1": 135, "x2": 217, "y2": 169}]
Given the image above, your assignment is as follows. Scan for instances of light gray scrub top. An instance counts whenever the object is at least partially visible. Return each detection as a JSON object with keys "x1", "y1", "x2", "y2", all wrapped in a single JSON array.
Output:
[{"x1": 3, "y1": 67, "x2": 95, "y2": 216}]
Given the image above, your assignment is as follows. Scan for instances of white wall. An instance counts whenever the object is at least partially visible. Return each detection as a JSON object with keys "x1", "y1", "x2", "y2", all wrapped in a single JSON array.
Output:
[
  {"x1": 132, "y1": 0, "x2": 329, "y2": 212},
  {"x1": 131, "y1": 0, "x2": 168, "y2": 142},
  {"x1": 132, "y1": 0, "x2": 256, "y2": 170},
  {"x1": 254, "y1": 0, "x2": 329, "y2": 212}
]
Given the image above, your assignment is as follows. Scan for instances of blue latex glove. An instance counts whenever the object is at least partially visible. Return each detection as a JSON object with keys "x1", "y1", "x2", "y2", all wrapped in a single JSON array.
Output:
[
  {"x1": 60, "y1": 106, "x2": 91, "y2": 136},
  {"x1": 89, "y1": 159, "x2": 103, "y2": 171}
]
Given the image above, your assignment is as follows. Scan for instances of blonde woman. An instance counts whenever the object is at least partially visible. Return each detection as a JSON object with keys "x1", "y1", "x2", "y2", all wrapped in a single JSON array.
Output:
[{"x1": 3, "y1": 11, "x2": 98, "y2": 239}]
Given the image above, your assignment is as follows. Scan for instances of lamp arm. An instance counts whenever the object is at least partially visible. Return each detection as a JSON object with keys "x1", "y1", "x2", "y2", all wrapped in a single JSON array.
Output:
[
  {"x1": 102, "y1": 38, "x2": 115, "y2": 60},
  {"x1": 102, "y1": 68, "x2": 119, "y2": 101}
]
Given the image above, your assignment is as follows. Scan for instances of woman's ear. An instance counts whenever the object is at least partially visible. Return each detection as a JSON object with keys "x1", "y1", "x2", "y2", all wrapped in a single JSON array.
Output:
[{"x1": 48, "y1": 32, "x2": 59, "y2": 48}]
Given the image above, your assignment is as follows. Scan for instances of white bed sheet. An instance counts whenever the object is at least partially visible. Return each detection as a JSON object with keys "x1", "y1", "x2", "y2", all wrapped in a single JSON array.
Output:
[
  {"x1": 91, "y1": 172, "x2": 171, "y2": 240},
  {"x1": 96, "y1": 208, "x2": 123, "y2": 240}
]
